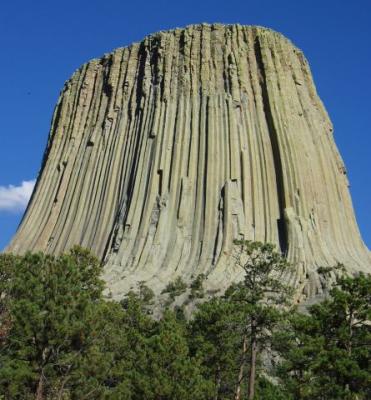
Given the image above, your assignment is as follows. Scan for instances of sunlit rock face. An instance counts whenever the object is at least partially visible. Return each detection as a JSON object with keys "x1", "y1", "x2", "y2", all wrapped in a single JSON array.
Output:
[{"x1": 8, "y1": 24, "x2": 370, "y2": 300}]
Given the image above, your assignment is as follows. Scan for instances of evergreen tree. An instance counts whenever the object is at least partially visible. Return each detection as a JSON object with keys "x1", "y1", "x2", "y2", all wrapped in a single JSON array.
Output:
[
  {"x1": 2, "y1": 245, "x2": 368, "y2": 400},
  {"x1": 0, "y1": 247, "x2": 104, "y2": 399},
  {"x1": 189, "y1": 241, "x2": 292, "y2": 400},
  {"x1": 189, "y1": 297, "x2": 245, "y2": 399},
  {"x1": 227, "y1": 240, "x2": 293, "y2": 400},
  {"x1": 143, "y1": 310, "x2": 212, "y2": 400},
  {"x1": 277, "y1": 273, "x2": 371, "y2": 400},
  {"x1": 0, "y1": 253, "x2": 16, "y2": 346},
  {"x1": 274, "y1": 310, "x2": 322, "y2": 399}
]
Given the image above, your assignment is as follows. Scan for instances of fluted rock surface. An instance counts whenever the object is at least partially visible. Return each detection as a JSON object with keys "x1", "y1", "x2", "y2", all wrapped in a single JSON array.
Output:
[{"x1": 8, "y1": 24, "x2": 370, "y2": 299}]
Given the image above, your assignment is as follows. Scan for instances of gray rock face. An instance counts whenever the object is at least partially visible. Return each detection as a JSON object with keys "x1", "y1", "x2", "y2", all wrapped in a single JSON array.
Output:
[{"x1": 8, "y1": 24, "x2": 370, "y2": 299}]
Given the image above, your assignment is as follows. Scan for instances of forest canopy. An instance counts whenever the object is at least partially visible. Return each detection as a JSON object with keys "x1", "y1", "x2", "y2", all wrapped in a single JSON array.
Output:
[{"x1": 0, "y1": 244, "x2": 370, "y2": 400}]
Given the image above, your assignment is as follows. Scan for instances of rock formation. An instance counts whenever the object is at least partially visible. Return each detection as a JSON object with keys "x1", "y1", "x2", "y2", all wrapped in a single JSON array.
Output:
[{"x1": 7, "y1": 24, "x2": 370, "y2": 300}]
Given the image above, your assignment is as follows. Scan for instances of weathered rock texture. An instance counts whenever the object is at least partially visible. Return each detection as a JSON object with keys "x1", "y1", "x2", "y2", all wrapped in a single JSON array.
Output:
[{"x1": 8, "y1": 24, "x2": 370, "y2": 299}]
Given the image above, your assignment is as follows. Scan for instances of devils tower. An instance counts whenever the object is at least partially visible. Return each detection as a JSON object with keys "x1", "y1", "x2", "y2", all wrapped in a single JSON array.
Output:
[{"x1": 7, "y1": 24, "x2": 370, "y2": 300}]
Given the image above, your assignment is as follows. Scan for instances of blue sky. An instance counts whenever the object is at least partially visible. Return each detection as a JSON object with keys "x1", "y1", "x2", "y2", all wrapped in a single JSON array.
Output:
[{"x1": 0, "y1": 0, "x2": 370, "y2": 250}]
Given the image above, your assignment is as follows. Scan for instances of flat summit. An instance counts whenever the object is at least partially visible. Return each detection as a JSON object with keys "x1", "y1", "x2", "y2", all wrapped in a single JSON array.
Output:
[{"x1": 8, "y1": 24, "x2": 371, "y2": 299}]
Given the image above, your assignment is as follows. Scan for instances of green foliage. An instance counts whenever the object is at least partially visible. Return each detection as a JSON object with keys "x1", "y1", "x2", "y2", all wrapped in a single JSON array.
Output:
[
  {"x1": 232, "y1": 240, "x2": 293, "y2": 305},
  {"x1": 317, "y1": 263, "x2": 344, "y2": 276},
  {"x1": 161, "y1": 277, "x2": 188, "y2": 300},
  {"x1": 141, "y1": 310, "x2": 212, "y2": 399},
  {"x1": 137, "y1": 281, "x2": 155, "y2": 304},
  {"x1": 121, "y1": 281, "x2": 155, "y2": 312},
  {"x1": 0, "y1": 251, "x2": 212, "y2": 399},
  {"x1": 255, "y1": 377, "x2": 292, "y2": 400},
  {"x1": 0, "y1": 246, "x2": 105, "y2": 399},
  {"x1": 276, "y1": 273, "x2": 371, "y2": 400},
  {"x1": 0, "y1": 253, "x2": 15, "y2": 347},
  {"x1": 1, "y1": 243, "x2": 370, "y2": 400},
  {"x1": 187, "y1": 241, "x2": 294, "y2": 399},
  {"x1": 189, "y1": 297, "x2": 245, "y2": 399},
  {"x1": 189, "y1": 274, "x2": 206, "y2": 300},
  {"x1": 229, "y1": 240, "x2": 293, "y2": 399}
]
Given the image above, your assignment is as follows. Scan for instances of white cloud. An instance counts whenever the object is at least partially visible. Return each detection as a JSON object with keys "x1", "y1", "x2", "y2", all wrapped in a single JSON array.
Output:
[{"x1": 0, "y1": 179, "x2": 36, "y2": 212}]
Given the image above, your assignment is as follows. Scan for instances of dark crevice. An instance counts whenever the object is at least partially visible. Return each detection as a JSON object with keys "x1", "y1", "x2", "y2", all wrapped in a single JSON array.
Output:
[
  {"x1": 254, "y1": 36, "x2": 288, "y2": 254},
  {"x1": 135, "y1": 42, "x2": 148, "y2": 115},
  {"x1": 158, "y1": 169, "x2": 163, "y2": 196},
  {"x1": 102, "y1": 56, "x2": 113, "y2": 98},
  {"x1": 179, "y1": 29, "x2": 187, "y2": 56},
  {"x1": 212, "y1": 187, "x2": 224, "y2": 265},
  {"x1": 149, "y1": 35, "x2": 162, "y2": 87}
]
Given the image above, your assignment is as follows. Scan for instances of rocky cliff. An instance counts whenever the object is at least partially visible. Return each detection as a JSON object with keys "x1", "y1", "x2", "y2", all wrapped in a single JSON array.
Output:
[{"x1": 8, "y1": 24, "x2": 370, "y2": 300}]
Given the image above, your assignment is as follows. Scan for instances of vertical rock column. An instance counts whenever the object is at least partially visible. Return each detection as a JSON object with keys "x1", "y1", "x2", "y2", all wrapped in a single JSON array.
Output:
[{"x1": 8, "y1": 24, "x2": 371, "y2": 299}]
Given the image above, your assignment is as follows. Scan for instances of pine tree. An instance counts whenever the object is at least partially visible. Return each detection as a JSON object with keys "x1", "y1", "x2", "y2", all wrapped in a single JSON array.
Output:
[
  {"x1": 189, "y1": 297, "x2": 245, "y2": 399},
  {"x1": 277, "y1": 272, "x2": 371, "y2": 400},
  {"x1": 189, "y1": 241, "x2": 293, "y2": 400},
  {"x1": 0, "y1": 247, "x2": 104, "y2": 399},
  {"x1": 227, "y1": 240, "x2": 293, "y2": 400},
  {"x1": 143, "y1": 310, "x2": 212, "y2": 400}
]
